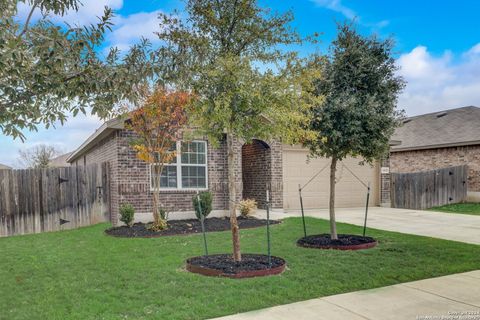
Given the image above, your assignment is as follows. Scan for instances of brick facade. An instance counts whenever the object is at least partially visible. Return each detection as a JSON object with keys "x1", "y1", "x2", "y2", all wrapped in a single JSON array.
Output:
[
  {"x1": 115, "y1": 130, "x2": 230, "y2": 221},
  {"x1": 241, "y1": 139, "x2": 283, "y2": 209},
  {"x1": 269, "y1": 140, "x2": 284, "y2": 208},
  {"x1": 390, "y1": 145, "x2": 480, "y2": 192},
  {"x1": 242, "y1": 140, "x2": 271, "y2": 208},
  {"x1": 73, "y1": 128, "x2": 283, "y2": 224},
  {"x1": 380, "y1": 157, "x2": 391, "y2": 207}
]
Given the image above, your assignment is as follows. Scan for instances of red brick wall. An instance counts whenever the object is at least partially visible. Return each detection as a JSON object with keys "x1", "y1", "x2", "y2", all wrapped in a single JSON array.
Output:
[
  {"x1": 269, "y1": 140, "x2": 284, "y2": 208},
  {"x1": 390, "y1": 145, "x2": 480, "y2": 192},
  {"x1": 116, "y1": 130, "x2": 229, "y2": 215},
  {"x1": 73, "y1": 128, "x2": 284, "y2": 224},
  {"x1": 240, "y1": 139, "x2": 283, "y2": 209},
  {"x1": 380, "y1": 157, "x2": 390, "y2": 207},
  {"x1": 242, "y1": 140, "x2": 271, "y2": 208}
]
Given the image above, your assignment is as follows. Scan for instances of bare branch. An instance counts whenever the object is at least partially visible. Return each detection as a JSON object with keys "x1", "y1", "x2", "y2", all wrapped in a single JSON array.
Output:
[{"x1": 18, "y1": 1, "x2": 39, "y2": 38}]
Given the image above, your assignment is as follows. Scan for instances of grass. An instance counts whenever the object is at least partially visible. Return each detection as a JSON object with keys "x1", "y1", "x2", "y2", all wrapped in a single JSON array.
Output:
[
  {"x1": 428, "y1": 202, "x2": 480, "y2": 216},
  {"x1": 1, "y1": 217, "x2": 480, "y2": 320}
]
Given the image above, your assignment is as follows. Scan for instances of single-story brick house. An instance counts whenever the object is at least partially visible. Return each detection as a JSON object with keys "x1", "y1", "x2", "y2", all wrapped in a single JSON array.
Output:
[
  {"x1": 0, "y1": 163, "x2": 12, "y2": 170},
  {"x1": 49, "y1": 152, "x2": 73, "y2": 168},
  {"x1": 67, "y1": 118, "x2": 383, "y2": 223},
  {"x1": 390, "y1": 106, "x2": 480, "y2": 202}
]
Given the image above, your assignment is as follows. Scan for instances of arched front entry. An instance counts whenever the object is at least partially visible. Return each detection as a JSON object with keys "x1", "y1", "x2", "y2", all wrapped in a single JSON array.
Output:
[{"x1": 241, "y1": 139, "x2": 271, "y2": 209}]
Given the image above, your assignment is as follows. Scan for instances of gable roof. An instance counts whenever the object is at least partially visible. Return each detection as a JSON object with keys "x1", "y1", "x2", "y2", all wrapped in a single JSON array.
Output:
[
  {"x1": 0, "y1": 163, "x2": 12, "y2": 170},
  {"x1": 67, "y1": 118, "x2": 124, "y2": 163},
  {"x1": 391, "y1": 106, "x2": 480, "y2": 152},
  {"x1": 50, "y1": 152, "x2": 73, "y2": 167}
]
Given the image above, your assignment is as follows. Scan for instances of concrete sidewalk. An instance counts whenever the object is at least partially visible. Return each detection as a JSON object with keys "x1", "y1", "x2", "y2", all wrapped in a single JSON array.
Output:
[
  {"x1": 212, "y1": 271, "x2": 480, "y2": 320},
  {"x1": 258, "y1": 206, "x2": 480, "y2": 245}
]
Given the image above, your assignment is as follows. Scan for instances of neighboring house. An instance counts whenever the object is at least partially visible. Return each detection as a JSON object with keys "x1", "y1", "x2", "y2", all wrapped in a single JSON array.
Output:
[
  {"x1": 49, "y1": 152, "x2": 73, "y2": 167},
  {"x1": 0, "y1": 163, "x2": 12, "y2": 170},
  {"x1": 390, "y1": 106, "x2": 480, "y2": 201},
  {"x1": 67, "y1": 118, "x2": 382, "y2": 223}
]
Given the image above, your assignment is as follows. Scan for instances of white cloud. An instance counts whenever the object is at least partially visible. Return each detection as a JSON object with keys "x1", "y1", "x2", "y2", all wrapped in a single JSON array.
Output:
[
  {"x1": 309, "y1": 0, "x2": 389, "y2": 31},
  {"x1": 397, "y1": 44, "x2": 480, "y2": 116},
  {"x1": 4, "y1": 3, "x2": 165, "y2": 167},
  {"x1": 466, "y1": 43, "x2": 480, "y2": 55},
  {"x1": 107, "y1": 10, "x2": 162, "y2": 49},
  {"x1": 17, "y1": 1, "x2": 162, "y2": 52},
  {"x1": 0, "y1": 112, "x2": 103, "y2": 168},
  {"x1": 310, "y1": 0, "x2": 356, "y2": 19},
  {"x1": 397, "y1": 46, "x2": 452, "y2": 84},
  {"x1": 16, "y1": 1, "x2": 43, "y2": 22},
  {"x1": 56, "y1": 0, "x2": 123, "y2": 26}
]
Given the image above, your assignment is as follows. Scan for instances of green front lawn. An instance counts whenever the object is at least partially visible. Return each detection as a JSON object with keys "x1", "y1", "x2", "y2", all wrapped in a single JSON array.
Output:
[
  {"x1": 428, "y1": 202, "x2": 480, "y2": 216},
  {"x1": 1, "y1": 217, "x2": 480, "y2": 320}
]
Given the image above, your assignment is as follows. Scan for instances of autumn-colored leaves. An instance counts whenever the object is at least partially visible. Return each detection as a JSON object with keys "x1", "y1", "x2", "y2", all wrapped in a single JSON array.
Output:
[
  {"x1": 127, "y1": 89, "x2": 191, "y2": 164},
  {"x1": 126, "y1": 88, "x2": 192, "y2": 230}
]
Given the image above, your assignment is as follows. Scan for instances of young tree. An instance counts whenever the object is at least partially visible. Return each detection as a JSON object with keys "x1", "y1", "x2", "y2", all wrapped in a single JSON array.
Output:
[
  {"x1": 157, "y1": 0, "x2": 319, "y2": 261},
  {"x1": 305, "y1": 23, "x2": 405, "y2": 239},
  {"x1": 126, "y1": 88, "x2": 190, "y2": 231},
  {"x1": 0, "y1": 0, "x2": 153, "y2": 140},
  {"x1": 18, "y1": 144, "x2": 61, "y2": 168}
]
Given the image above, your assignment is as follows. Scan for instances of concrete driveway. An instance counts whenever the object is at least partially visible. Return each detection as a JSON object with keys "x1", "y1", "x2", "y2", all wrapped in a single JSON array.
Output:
[
  {"x1": 264, "y1": 206, "x2": 480, "y2": 245},
  {"x1": 231, "y1": 207, "x2": 480, "y2": 320}
]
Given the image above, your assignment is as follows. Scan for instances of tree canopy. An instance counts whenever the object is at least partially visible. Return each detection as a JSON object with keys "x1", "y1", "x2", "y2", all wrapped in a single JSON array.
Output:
[
  {"x1": 306, "y1": 23, "x2": 405, "y2": 163},
  {"x1": 156, "y1": 0, "x2": 320, "y2": 261},
  {"x1": 304, "y1": 23, "x2": 405, "y2": 240},
  {"x1": 157, "y1": 0, "x2": 319, "y2": 146},
  {"x1": 0, "y1": 0, "x2": 154, "y2": 140},
  {"x1": 18, "y1": 144, "x2": 61, "y2": 168},
  {"x1": 126, "y1": 87, "x2": 190, "y2": 231}
]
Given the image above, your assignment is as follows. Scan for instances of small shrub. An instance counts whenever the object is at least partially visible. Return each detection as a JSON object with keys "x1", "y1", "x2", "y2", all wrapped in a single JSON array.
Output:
[
  {"x1": 159, "y1": 207, "x2": 169, "y2": 221},
  {"x1": 193, "y1": 192, "x2": 213, "y2": 220},
  {"x1": 239, "y1": 199, "x2": 257, "y2": 217},
  {"x1": 120, "y1": 203, "x2": 135, "y2": 227}
]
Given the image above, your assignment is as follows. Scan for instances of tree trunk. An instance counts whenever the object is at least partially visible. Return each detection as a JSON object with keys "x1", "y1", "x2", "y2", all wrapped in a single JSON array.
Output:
[
  {"x1": 152, "y1": 166, "x2": 161, "y2": 228},
  {"x1": 151, "y1": 165, "x2": 166, "y2": 230},
  {"x1": 227, "y1": 133, "x2": 242, "y2": 261},
  {"x1": 329, "y1": 156, "x2": 338, "y2": 240}
]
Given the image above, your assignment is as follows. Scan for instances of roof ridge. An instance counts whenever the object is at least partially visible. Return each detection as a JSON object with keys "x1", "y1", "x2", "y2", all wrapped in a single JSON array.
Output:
[{"x1": 405, "y1": 105, "x2": 479, "y2": 119}]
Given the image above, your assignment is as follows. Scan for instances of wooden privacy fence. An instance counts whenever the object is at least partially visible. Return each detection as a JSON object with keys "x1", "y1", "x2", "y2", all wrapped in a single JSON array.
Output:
[
  {"x1": 0, "y1": 163, "x2": 110, "y2": 237},
  {"x1": 391, "y1": 165, "x2": 467, "y2": 210}
]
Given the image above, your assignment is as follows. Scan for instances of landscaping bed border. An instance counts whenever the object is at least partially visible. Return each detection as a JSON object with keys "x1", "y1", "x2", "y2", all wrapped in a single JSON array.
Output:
[
  {"x1": 104, "y1": 217, "x2": 281, "y2": 238},
  {"x1": 186, "y1": 254, "x2": 286, "y2": 279},
  {"x1": 297, "y1": 234, "x2": 378, "y2": 250}
]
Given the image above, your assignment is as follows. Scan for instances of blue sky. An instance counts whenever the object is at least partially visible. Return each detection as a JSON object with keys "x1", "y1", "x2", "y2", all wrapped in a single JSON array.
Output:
[{"x1": 3, "y1": 0, "x2": 480, "y2": 167}]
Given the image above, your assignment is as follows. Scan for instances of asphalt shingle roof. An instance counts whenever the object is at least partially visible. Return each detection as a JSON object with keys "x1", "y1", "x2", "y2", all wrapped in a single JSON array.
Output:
[
  {"x1": 391, "y1": 106, "x2": 480, "y2": 152},
  {"x1": 49, "y1": 152, "x2": 73, "y2": 167}
]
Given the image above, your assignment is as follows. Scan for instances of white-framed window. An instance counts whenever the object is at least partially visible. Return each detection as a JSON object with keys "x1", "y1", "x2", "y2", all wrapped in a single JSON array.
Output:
[{"x1": 151, "y1": 140, "x2": 208, "y2": 190}]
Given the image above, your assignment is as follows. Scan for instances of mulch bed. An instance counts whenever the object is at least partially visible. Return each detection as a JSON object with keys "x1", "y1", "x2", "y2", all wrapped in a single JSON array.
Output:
[
  {"x1": 186, "y1": 254, "x2": 286, "y2": 278},
  {"x1": 297, "y1": 234, "x2": 377, "y2": 250},
  {"x1": 105, "y1": 216, "x2": 280, "y2": 238}
]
